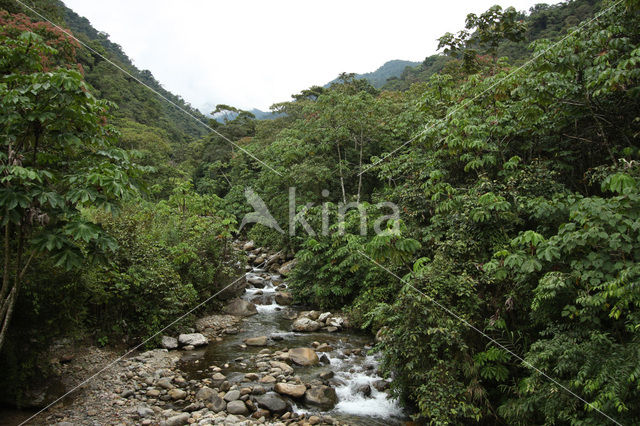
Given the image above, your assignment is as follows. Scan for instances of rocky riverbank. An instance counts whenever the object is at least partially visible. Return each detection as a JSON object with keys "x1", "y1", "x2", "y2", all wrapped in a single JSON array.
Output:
[{"x1": 27, "y1": 242, "x2": 400, "y2": 425}]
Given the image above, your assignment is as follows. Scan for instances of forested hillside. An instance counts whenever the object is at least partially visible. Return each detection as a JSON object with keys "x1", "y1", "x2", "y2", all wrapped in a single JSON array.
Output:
[
  {"x1": 1, "y1": 0, "x2": 639, "y2": 424},
  {"x1": 384, "y1": 0, "x2": 604, "y2": 90},
  {"x1": 327, "y1": 59, "x2": 421, "y2": 89}
]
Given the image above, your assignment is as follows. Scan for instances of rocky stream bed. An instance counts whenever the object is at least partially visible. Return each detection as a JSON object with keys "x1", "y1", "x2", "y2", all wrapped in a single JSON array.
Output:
[{"x1": 4, "y1": 242, "x2": 406, "y2": 425}]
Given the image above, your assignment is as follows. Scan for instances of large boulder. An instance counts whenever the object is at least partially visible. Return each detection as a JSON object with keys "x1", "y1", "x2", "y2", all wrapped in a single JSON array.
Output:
[
  {"x1": 223, "y1": 299, "x2": 258, "y2": 316},
  {"x1": 274, "y1": 291, "x2": 293, "y2": 305},
  {"x1": 304, "y1": 385, "x2": 338, "y2": 409},
  {"x1": 274, "y1": 382, "x2": 306, "y2": 398},
  {"x1": 292, "y1": 317, "x2": 321, "y2": 332},
  {"x1": 177, "y1": 333, "x2": 208, "y2": 347},
  {"x1": 246, "y1": 273, "x2": 266, "y2": 287},
  {"x1": 161, "y1": 336, "x2": 178, "y2": 350},
  {"x1": 288, "y1": 347, "x2": 319, "y2": 366},
  {"x1": 255, "y1": 392, "x2": 288, "y2": 414},
  {"x1": 278, "y1": 259, "x2": 297, "y2": 276},
  {"x1": 244, "y1": 336, "x2": 268, "y2": 346}
]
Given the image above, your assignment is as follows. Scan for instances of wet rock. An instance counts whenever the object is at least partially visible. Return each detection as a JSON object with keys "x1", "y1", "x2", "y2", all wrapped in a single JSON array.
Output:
[
  {"x1": 161, "y1": 336, "x2": 178, "y2": 350},
  {"x1": 164, "y1": 413, "x2": 190, "y2": 426},
  {"x1": 255, "y1": 392, "x2": 288, "y2": 414},
  {"x1": 274, "y1": 291, "x2": 293, "y2": 305},
  {"x1": 304, "y1": 385, "x2": 338, "y2": 409},
  {"x1": 223, "y1": 390, "x2": 241, "y2": 402},
  {"x1": 319, "y1": 371, "x2": 334, "y2": 380},
  {"x1": 292, "y1": 318, "x2": 321, "y2": 332},
  {"x1": 289, "y1": 347, "x2": 319, "y2": 366},
  {"x1": 177, "y1": 333, "x2": 208, "y2": 347},
  {"x1": 226, "y1": 400, "x2": 248, "y2": 415},
  {"x1": 246, "y1": 274, "x2": 266, "y2": 287},
  {"x1": 319, "y1": 354, "x2": 330, "y2": 364},
  {"x1": 372, "y1": 380, "x2": 389, "y2": 392},
  {"x1": 316, "y1": 343, "x2": 333, "y2": 352},
  {"x1": 356, "y1": 383, "x2": 372, "y2": 397},
  {"x1": 325, "y1": 326, "x2": 338, "y2": 333},
  {"x1": 244, "y1": 336, "x2": 268, "y2": 346},
  {"x1": 274, "y1": 382, "x2": 306, "y2": 398},
  {"x1": 222, "y1": 299, "x2": 258, "y2": 317}
]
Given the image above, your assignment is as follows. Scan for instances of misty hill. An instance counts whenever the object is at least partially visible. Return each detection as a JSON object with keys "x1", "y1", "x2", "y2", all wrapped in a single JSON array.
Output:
[{"x1": 326, "y1": 59, "x2": 420, "y2": 89}]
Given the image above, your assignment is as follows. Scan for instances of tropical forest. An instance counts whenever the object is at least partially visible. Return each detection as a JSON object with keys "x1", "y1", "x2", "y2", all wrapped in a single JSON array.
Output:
[{"x1": 0, "y1": 0, "x2": 639, "y2": 424}]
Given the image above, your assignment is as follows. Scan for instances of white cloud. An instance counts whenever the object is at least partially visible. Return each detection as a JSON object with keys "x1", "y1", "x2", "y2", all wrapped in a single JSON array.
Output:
[{"x1": 62, "y1": 0, "x2": 560, "y2": 111}]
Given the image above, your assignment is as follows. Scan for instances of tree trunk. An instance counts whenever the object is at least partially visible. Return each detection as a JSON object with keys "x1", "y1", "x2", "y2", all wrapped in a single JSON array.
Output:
[{"x1": 336, "y1": 143, "x2": 347, "y2": 204}]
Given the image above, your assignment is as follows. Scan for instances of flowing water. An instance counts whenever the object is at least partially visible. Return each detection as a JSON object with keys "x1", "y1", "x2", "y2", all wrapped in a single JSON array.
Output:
[{"x1": 179, "y1": 267, "x2": 407, "y2": 425}]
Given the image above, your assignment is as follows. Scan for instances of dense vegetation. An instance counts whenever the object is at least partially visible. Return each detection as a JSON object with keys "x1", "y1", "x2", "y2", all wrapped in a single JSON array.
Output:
[{"x1": 1, "y1": 0, "x2": 639, "y2": 424}]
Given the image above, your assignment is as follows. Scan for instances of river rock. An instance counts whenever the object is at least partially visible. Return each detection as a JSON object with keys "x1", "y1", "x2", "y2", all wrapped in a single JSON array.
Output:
[
  {"x1": 161, "y1": 336, "x2": 178, "y2": 350},
  {"x1": 319, "y1": 371, "x2": 334, "y2": 380},
  {"x1": 255, "y1": 392, "x2": 288, "y2": 414},
  {"x1": 243, "y1": 241, "x2": 255, "y2": 251},
  {"x1": 164, "y1": 413, "x2": 190, "y2": 426},
  {"x1": 195, "y1": 386, "x2": 216, "y2": 401},
  {"x1": 274, "y1": 383, "x2": 306, "y2": 398},
  {"x1": 356, "y1": 383, "x2": 372, "y2": 397},
  {"x1": 168, "y1": 388, "x2": 187, "y2": 400},
  {"x1": 372, "y1": 380, "x2": 389, "y2": 391},
  {"x1": 274, "y1": 291, "x2": 293, "y2": 305},
  {"x1": 269, "y1": 360, "x2": 294, "y2": 374},
  {"x1": 289, "y1": 347, "x2": 319, "y2": 366},
  {"x1": 224, "y1": 390, "x2": 241, "y2": 402},
  {"x1": 223, "y1": 299, "x2": 258, "y2": 316},
  {"x1": 246, "y1": 274, "x2": 266, "y2": 287},
  {"x1": 209, "y1": 394, "x2": 226, "y2": 413},
  {"x1": 316, "y1": 343, "x2": 333, "y2": 352},
  {"x1": 177, "y1": 333, "x2": 208, "y2": 347},
  {"x1": 137, "y1": 406, "x2": 154, "y2": 418},
  {"x1": 318, "y1": 312, "x2": 331, "y2": 323},
  {"x1": 156, "y1": 377, "x2": 174, "y2": 389},
  {"x1": 327, "y1": 317, "x2": 344, "y2": 328},
  {"x1": 292, "y1": 318, "x2": 321, "y2": 332},
  {"x1": 226, "y1": 400, "x2": 248, "y2": 415},
  {"x1": 244, "y1": 336, "x2": 268, "y2": 346},
  {"x1": 278, "y1": 259, "x2": 297, "y2": 276},
  {"x1": 304, "y1": 385, "x2": 338, "y2": 409}
]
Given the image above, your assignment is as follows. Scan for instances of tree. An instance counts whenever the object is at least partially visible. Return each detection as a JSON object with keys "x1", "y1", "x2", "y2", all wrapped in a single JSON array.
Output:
[
  {"x1": 438, "y1": 5, "x2": 526, "y2": 72},
  {"x1": 0, "y1": 13, "x2": 143, "y2": 351}
]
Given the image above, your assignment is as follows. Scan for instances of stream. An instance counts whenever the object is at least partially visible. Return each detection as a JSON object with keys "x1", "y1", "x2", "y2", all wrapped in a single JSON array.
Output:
[{"x1": 179, "y1": 264, "x2": 407, "y2": 425}]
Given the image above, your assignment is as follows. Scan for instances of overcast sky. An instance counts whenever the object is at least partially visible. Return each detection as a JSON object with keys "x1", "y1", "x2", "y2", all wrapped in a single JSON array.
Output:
[{"x1": 63, "y1": 0, "x2": 560, "y2": 112}]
